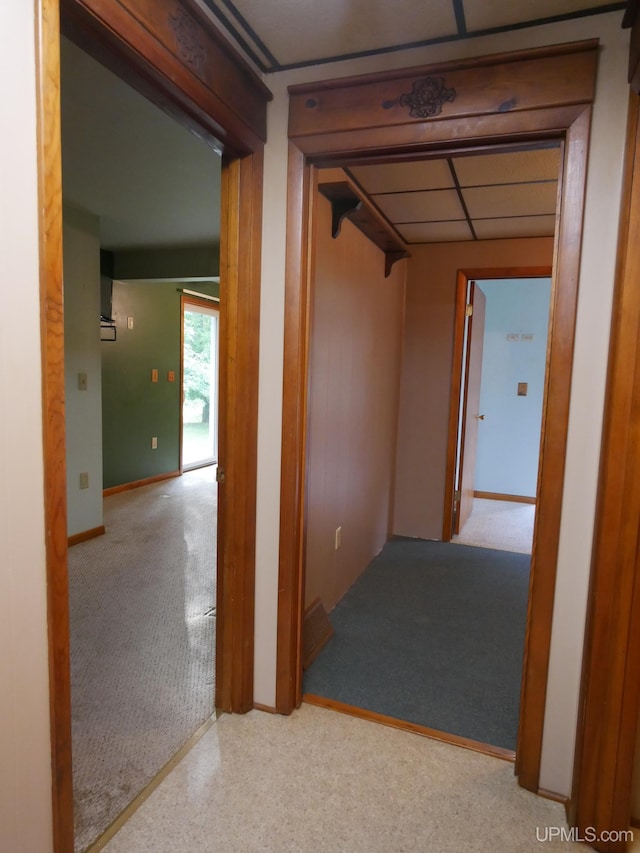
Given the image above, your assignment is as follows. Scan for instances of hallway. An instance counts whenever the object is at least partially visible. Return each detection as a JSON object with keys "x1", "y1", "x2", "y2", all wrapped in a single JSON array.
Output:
[{"x1": 102, "y1": 703, "x2": 591, "y2": 852}]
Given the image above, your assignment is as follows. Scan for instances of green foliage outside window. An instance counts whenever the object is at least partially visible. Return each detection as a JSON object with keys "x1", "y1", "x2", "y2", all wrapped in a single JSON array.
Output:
[{"x1": 183, "y1": 311, "x2": 212, "y2": 422}]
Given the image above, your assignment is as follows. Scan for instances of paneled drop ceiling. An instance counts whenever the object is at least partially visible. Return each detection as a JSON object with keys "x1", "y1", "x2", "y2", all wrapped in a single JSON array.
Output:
[
  {"x1": 198, "y1": 0, "x2": 624, "y2": 72},
  {"x1": 62, "y1": 0, "x2": 626, "y2": 249},
  {"x1": 348, "y1": 146, "x2": 561, "y2": 244}
]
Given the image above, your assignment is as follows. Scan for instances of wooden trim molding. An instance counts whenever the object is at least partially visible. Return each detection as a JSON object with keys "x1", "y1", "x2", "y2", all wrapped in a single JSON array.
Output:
[
  {"x1": 60, "y1": 0, "x2": 271, "y2": 155},
  {"x1": 623, "y1": 0, "x2": 640, "y2": 94},
  {"x1": 303, "y1": 694, "x2": 516, "y2": 762},
  {"x1": 444, "y1": 265, "x2": 550, "y2": 540},
  {"x1": 68, "y1": 525, "x2": 106, "y2": 547},
  {"x1": 103, "y1": 470, "x2": 181, "y2": 497},
  {"x1": 276, "y1": 143, "x2": 311, "y2": 714},
  {"x1": 288, "y1": 41, "x2": 598, "y2": 140},
  {"x1": 37, "y1": 1, "x2": 74, "y2": 848},
  {"x1": 538, "y1": 788, "x2": 570, "y2": 806},
  {"x1": 278, "y1": 41, "x2": 598, "y2": 803},
  {"x1": 515, "y1": 108, "x2": 592, "y2": 792},
  {"x1": 316, "y1": 179, "x2": 409, "y2": 277},
  {"x1": 442, "y1": 270, "x2": 470, "y2": 540},
  {"x1": 570, "y1": 92, "x2": 640, "y2": 853},
  {"x1": 41, "y1": 1, "x2": 268, "y2": 847},
  {"x1": 215, "y1": 149, "x2": 263, "y2": 713},
  {"x1": 474, "y1": 492, "x2": 537, "y2": 505}
]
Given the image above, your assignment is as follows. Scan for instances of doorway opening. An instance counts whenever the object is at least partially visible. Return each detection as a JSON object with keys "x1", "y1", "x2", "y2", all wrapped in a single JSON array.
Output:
[
  {"x1": 449, "y1": 271, "x2": 553, "y2": 556},
  {"x1": 277, "y1": 41, "x2": 597, "y2": 796},
  {"x1": 41, "y1": 2, "x2": 268, "y2": 848},
  {"x1": 299, "y1": 149, "x2": 559, "y2": 758},
  {"x1": 182, "y1": 298, "x2": 220, "y2": 471},
  {"x1": 61, "y1": 36, "x2": 222, "y2": 851}
]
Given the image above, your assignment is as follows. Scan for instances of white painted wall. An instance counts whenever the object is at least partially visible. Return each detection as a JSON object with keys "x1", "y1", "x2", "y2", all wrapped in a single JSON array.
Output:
[
  {"x1": 63, "y1": 205, "x2": 104, "y2": 536},
  {"x1": 255, "y1": 12, "x2": 630, "y2": 798},
  {"x1": 0, "y1": 1, "x2": 54, "y2": 851},
  {"x1": 474, "y1": 278, "x2": 552, "y2": 498}
]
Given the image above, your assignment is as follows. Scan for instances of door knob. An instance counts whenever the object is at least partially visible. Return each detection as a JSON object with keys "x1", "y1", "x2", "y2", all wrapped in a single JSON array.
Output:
[{"x1": 476, "y1": 414, "x2": 485, "y2": 420}]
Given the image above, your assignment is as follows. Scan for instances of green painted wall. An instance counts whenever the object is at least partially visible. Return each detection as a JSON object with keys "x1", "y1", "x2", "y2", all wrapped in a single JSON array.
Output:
[
  {"x1": 102, "y1": 279, "x2": 218, "y2": 488},
  {"x1": 112, "y1": 246, "x2": 219, "y2": 281}
]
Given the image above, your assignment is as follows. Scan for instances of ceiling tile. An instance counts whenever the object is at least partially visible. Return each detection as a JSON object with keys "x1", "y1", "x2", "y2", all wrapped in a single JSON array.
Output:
[
  {"x1": 452, "y1": 148, "x2": 561, "y2": 187},
  {"x1": 398, "y1": 220, "x2": 473, "y2": 243},
  {"x1": 349, "y1": 159, "x2": 454, "y2": 194},
  {"x1": 463, "y1": 0, "x2": 611, "y2": 32},
  {"x1": 463, "y1": 182, "x2": 558, "y2": 220},
  {"x1": 473, "y1": 215, "x2": 557, "y2": 240},
  {"x1": 373, "y1": 189, "x2": 464, "y2": 223},
  {"x1": 223, "y1": 0, "x2": 458, "y2": 66}
]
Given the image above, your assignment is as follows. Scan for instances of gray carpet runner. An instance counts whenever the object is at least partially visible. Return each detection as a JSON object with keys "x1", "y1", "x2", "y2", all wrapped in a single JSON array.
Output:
[{"x1": 303, "y1": 537, "x2": 529, "y2": 751}]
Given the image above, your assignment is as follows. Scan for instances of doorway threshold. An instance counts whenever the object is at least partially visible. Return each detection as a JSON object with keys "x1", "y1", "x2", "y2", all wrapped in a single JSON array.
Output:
[
  {"x1": 84, "y1": 712, "x2": 219, "y2": 853},
  {"x1": 302, "y1": 693, "x2": 515, "y2": 763}
]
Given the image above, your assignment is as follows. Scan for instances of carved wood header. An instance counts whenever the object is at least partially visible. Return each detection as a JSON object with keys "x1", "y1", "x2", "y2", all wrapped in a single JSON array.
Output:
[
  {"x1": 168, "y1": 5, "x2": 206, "y2": 76},
  {"x1": 393, "y1": 76, "x2": 457, "y2": 118},
  {"x1": 62, "y1": 0, "x2": 272, "y2": 154},
  {"x1": 288, "y1": 40, "x2": 599, "y2": 143}
]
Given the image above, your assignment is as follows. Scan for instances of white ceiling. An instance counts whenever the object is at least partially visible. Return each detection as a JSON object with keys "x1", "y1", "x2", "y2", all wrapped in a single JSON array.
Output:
[
  {"x1": 60, "y1": 38, "x2": 221, "y2": 252},
  {"x1": 199, "y1": 0, "x2": 624, "y2": 72}
]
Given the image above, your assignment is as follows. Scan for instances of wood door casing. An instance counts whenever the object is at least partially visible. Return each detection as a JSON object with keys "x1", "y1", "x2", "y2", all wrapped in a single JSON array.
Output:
[
  {"x1": 38, "y1": 1, "x2": 268, "y2": 848},
  {"x1": 456, "y1": 282, "x2": 486, "y2": 535},
  {"x1": 278, "y1": 41, "x2": 598, "y2": 802},
  {"x1": 443, "y1": 266, "x2": 552, "y2": 543},
  {"x1": 571, "y1": 91, "x2": 640, "y2": 853}
]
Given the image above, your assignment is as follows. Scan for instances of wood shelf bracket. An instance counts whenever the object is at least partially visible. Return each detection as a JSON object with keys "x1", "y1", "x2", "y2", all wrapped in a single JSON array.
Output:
[{"x1": 318, "y1": 180, "x2": 410, "y2": 278}]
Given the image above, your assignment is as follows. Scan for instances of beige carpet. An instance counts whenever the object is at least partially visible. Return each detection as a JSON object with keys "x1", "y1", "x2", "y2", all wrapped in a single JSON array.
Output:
[
  {"x1": 68, "y1": 467, "x2": 217, "y2": 852},
  {"x1": 452, "y1": 498, "x2": 534, "y2": 555},
  {"x1": 104, "y1": 704, "x2": 592, "y2": 852}
]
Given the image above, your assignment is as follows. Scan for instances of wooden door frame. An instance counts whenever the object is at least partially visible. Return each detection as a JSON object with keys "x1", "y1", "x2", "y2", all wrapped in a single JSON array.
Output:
[
  {"x1": 276, "y1": 40, "x2": 598, "y2": 801},
  {"x1": 443, "y1": 266, "x2": 553, "y2": 542},
  {"x1": 450, "y1": 279, "x2": 487, "y2": 537},
  {"x1": 570, "y1": 91, "x2": 640, "y2": 853},
  {"x1": 36, "y1": 0, "x2": 269, "y2": 849}
]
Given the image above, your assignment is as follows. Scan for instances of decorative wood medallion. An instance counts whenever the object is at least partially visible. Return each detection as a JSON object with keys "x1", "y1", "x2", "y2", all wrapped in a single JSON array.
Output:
[
  {"x1": 397, "y1": 76, "x2": 456, "y2": 118},
  {"x1": 169, "y1": 6, "x2": 206, "y2": 74}
]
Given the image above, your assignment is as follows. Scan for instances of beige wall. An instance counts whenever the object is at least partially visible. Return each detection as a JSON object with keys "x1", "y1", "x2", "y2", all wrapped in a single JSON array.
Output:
[
  {"x1": 304, "y1": 186, "x2": 405, "y2": 613},
  {"x1": 256, "y1": 12, "x2": 629, "y2": 799},
  {"x1": 393, "y1": 238, "x2": 553, "y2": 540},
  {"x1": 0, "y1": 1, "x2": 54, "y2": 851}
]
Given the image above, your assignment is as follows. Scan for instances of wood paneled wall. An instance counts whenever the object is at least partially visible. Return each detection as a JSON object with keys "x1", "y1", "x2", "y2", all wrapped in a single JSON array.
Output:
[
  {"x1": 304, "y1": 180, "x2": 406, "y2": 613},
  {"x1": 392, "y1": 238, "x2": 554, "y2": 541}
]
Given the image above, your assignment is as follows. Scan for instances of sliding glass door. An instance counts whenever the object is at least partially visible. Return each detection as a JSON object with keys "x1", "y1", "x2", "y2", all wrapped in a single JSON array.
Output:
[{"x1": 182, "y1": 300, "x2": 219, "y2": 470}]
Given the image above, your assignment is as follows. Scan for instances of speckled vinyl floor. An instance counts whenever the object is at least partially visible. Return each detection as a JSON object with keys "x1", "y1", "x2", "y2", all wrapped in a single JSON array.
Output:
[
  {"x1": 68, "y1": 467, "x2": 217, "y2": 852},
  {"x1": 103, "y1": 703, "x2": 595, "y2": 853}
]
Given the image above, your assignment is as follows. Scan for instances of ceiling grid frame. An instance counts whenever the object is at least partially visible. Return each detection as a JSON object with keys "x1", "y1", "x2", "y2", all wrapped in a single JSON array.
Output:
[{"x1": 200, "y1": 0, "x2": 625, "y2": 71}]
